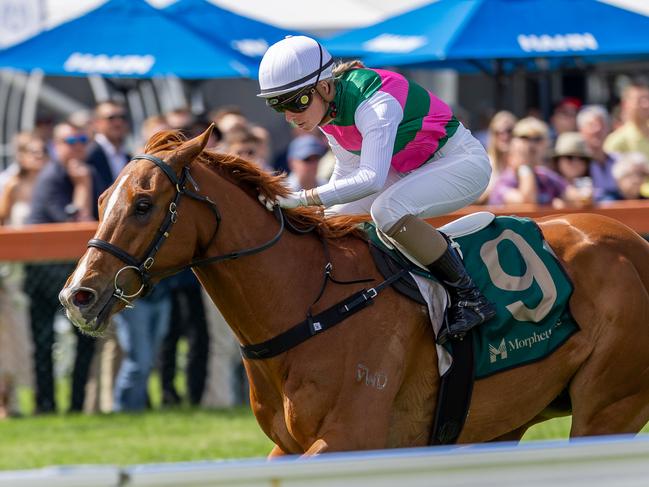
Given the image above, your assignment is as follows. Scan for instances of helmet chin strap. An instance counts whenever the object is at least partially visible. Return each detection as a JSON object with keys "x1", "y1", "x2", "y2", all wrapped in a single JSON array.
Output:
[{"x1": 316, "y1": 82, "x2": 337, "y2": 126}]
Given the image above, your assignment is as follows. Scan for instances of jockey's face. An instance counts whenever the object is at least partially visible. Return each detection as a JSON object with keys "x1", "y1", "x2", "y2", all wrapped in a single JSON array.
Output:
[{"x1": 283, "y1": 89, "x2": 328, "y2": 132}]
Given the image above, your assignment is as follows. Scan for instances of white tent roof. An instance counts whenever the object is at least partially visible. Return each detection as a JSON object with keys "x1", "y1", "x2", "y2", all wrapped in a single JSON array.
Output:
[
  {"x1": 36, "y1": 0, "x2": 649, "y2": 41},
  {"x1": 44, "y1": 0, "x2": 439, "y2": 32}
]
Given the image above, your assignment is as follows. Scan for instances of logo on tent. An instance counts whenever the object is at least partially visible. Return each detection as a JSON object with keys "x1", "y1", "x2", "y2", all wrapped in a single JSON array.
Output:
[
  {"x1": 64, "y1": 52, "x2": 155, "y2": 75},
  {"x1": 231, "y1": 39, "x2": 269, "y2": 57},
  {"x1": 518, "y1": 33, "x2": 598, "y2": 53},
  {"x1": 363, "y1": 34, "x2": 427, "y2": 53}
]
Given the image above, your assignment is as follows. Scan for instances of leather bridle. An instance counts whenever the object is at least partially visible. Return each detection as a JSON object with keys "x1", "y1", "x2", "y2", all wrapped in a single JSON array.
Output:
[{"x1": 87, "y1": 154, "x2": 285, "y2": 308}]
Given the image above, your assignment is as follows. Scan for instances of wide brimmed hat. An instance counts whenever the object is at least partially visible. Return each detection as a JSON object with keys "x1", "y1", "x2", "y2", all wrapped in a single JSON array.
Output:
[{"x1": 552, "y1": 132, "x2": 592, "y2": 159}]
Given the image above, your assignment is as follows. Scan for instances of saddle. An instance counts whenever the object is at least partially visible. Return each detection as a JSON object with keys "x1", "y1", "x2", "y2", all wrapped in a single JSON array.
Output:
[{"x1": 366, "y1": 212, "x2": 495, "y2": 304}]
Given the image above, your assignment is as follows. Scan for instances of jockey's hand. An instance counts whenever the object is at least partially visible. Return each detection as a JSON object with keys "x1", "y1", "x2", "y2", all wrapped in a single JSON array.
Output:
[{"x1": 258, "y1": 191, "x2": 307, "y2": 211}]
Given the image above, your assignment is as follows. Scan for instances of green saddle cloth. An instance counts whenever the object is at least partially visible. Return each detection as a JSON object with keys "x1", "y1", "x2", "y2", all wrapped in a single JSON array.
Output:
[{"x1": 363, "y1": 216, "x2": 579, "y2": 379}]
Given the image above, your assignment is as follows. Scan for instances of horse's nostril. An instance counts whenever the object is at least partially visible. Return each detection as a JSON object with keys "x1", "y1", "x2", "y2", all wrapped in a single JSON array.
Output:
[{"x1": 72, "y1": 289, "x2": 96, "y2": 308}]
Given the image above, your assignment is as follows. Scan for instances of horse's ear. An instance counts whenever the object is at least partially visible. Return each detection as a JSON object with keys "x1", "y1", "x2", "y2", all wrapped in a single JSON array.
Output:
[{"x1": 167, "y1": 123, "x2": 214, "y2": 169}]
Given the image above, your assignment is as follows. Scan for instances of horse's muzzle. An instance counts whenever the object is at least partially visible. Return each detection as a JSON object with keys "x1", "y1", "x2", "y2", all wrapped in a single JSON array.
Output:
[{"x1": 59, "y1": 286, "x2": 114, "y2": 336}]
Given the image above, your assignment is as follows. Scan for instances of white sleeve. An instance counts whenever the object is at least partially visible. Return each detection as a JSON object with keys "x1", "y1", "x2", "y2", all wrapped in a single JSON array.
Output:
[
  {"x1": 321, "y1": 132, "x2": 358, "y2": 183},
  {"x1": 316, "y1": 91, "x2": 403, "y2": 207}
]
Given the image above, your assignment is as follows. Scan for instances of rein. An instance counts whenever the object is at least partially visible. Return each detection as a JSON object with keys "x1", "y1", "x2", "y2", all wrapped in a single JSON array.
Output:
[{"x1": 88, "y1": 154, "x2": 285, "y2": 307}]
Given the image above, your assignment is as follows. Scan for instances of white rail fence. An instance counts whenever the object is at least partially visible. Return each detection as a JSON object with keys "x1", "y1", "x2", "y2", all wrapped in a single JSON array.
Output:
[{"x1": 2, "y1": 435, "x2": 649, "y2": 487}]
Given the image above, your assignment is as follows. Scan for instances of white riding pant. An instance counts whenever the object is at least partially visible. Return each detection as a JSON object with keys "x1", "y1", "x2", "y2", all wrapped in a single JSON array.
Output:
[{"x1": 326, "y1": 124, "x2": 491, "y2": 233}]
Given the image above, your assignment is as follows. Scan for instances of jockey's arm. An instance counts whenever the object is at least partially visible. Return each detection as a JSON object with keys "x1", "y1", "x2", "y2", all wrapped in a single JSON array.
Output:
[{"x1": 314, "y1": 92, "x2": 402, "y2": 207}]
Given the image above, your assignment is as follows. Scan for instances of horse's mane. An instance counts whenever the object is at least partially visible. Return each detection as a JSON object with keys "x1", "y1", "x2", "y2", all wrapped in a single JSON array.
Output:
[{"x1": 145, "y1": 130, "x2": 368, "y2": 239}]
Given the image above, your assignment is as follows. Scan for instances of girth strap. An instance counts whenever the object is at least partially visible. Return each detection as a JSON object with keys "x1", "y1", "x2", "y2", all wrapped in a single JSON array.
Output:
[{"x1": 241, "y1": 268, "x2": 408, "y2": 360}]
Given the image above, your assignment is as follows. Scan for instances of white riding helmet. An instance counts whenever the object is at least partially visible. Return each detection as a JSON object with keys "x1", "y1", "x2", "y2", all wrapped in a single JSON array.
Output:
[{"x1": 257, "y1": 36, "x2": 334, "y2": 98}]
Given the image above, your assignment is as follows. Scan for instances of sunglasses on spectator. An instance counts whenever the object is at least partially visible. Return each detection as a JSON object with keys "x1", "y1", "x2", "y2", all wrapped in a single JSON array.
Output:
[
  {"x1": 61, "y1": 135, "x2": 89, "y2": 145},
  {"x1": 235, "y1": 148, "x2": 258, "y2": 158},
  {"x1": 303, "y1": 155, "x2": 321, "y2": 163},
  {"x1": 495, "y1": 128, "x2": 513, "y2": 136},
  {"x1": 266, "y1": 86, "x2": 315, "y2": 113},
  {"x1": 560, "y1": 155, "x2": 589, "y2": 162},
  {"x1": 103, "y1": 113, "x2": 128, "y2": 121},
  {"x1": 519, "y1": 135, "x2": 544, "y2": 143}
]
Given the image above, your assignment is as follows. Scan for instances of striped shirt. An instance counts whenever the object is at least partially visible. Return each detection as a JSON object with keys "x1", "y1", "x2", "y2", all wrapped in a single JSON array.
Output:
[{"x1": 316, "y1": 68, "x2": 459, "y2": 207}]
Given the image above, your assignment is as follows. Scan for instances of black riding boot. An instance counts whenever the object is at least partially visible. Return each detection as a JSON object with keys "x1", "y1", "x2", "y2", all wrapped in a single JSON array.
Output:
[{"x1": 428, "y1": 243, "x2": 496, "y2": 345}]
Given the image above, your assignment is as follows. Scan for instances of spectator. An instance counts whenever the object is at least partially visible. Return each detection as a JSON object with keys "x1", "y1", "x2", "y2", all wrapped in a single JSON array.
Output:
[
  {"x1": 285, "y1": 135, "x2": 328, "y2": 191},
  {"x1": 250, "y1": 125, "x2": 272, "y2": 169},
  {"x1": 141, "y1": 115, "x2": 170, "y2": 144},
  {"x1": 0, "y1": 132, "x2": 46, "y2": 416},
  {"x1": 165, "y1": 107, "x2": 195, "y2": 130},
  {"x1": 0, "y1": 133, "x2": 47, "y2": 224},
  {"x1": 604, "y1": 80, "x2": 649, "y2": 160},
  {"x1": 0, "y1": 132, "x2": 30, "y2": 194},
  {"x1": 159, "y1": 270, "x2": 209, "y2": 407},
  {"x1": 549, "y1": 97, "x2": 581, "y2": 143},
  {"x1": 33, "y1": 116, "x2": 55, "y2": 158},
  {"x1": 577, "y1": 105, "x2": 620, "y2": 202},
  {"x1": 210, "y1": 105, "x2": 248, "y2": 137},
  {"x1": 551, "y1": 132, "x2": 595, "y2": 207},
  {"x1": 478, "y1": 110, "x2": 517, "y2": 203},
  {"x1": 222, "y1": 128, "x2": 271, "y2": 171},
  {"x1": 30, "y1": 123, "x2": 95, "y2": 224},
  {"x1": 472, "y1": 108, "x2": 495, "y2": 148},
  {"x1": 67, "y1": 110, "x2": 94, "y2": 139},
  {"x1": 25, "y1": 122, "x2": 97, "y2": 413},
  {"x1": 610, "y1": 103, "x2": 624, "y2": 131},
  {"x1": 489, "y1": 117, "x2": 567, "y2": 206},
  {"x1": 611, "y1": 152, "x2": 649, "y2": 200},
  {"x1": 271, "y1": 126, "x2": 314, "y2": 174},
  {"x1": 113, "y1": 282, "x2": 172, "y2": 412},
  {"x1": 87, "y1": 101, "x2": 130, "y2": 198},
  {"x1": 0, "y1": 270, "x2": 32, "y2": 417}
]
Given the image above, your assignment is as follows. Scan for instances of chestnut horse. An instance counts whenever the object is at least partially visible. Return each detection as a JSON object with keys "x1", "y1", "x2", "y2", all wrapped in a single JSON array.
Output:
[{"x1": 60, "y1": 127, "x2": 649, "y2": 456}]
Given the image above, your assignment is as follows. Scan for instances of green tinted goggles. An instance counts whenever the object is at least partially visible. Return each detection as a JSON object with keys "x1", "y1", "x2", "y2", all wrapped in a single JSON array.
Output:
[{"x1": 266, "y1": 86, "x2": 315, "y2": 113}]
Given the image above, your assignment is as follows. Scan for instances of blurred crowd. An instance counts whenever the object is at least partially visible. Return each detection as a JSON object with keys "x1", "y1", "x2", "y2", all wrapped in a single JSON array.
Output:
[
  {"x1": 0, "y1": 77, "x2": 648, "y2": 418},
  {"x1": 477, "y1": 79, "x2": 649, "y2": 207}
]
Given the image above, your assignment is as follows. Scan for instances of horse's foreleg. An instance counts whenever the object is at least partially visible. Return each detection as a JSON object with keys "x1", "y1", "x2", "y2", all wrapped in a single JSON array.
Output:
[{"x1": 301, "y1": 439, "x2": 329, "y2": 457}]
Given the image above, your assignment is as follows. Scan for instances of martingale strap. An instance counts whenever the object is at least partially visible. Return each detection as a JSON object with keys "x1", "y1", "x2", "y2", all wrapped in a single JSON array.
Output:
[{"x1": 241, "y1": 268, "x2": 409, "y2": 360}]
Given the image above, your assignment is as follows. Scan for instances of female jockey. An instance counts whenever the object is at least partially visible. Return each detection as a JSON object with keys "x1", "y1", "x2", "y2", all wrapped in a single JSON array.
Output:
[{"x1": 257, "y1": 36, "x2": 495, "y2": 345}]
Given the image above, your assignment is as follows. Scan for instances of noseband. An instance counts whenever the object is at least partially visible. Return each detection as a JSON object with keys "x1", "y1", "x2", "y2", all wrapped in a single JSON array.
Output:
[{"x1": 87, "y1": 154, "x2": 285, "y2": 308}]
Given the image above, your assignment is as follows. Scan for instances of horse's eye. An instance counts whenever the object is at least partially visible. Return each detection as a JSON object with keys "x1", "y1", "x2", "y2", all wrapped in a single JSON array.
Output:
[{"x1": 134, "y1": 199, "x2": 152, "y2": 216}]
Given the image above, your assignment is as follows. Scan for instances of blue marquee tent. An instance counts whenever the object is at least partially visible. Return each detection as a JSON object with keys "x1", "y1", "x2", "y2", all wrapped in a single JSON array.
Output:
[
  {"x1": 0, "y1": 0, "x2": 258, "y2": 78},
  {"x1": 163, "y1": 0, "x2": 300, "y2": 67},
  {"x1": 324, "y1": 0, "x2": 649, "y2": 71}
]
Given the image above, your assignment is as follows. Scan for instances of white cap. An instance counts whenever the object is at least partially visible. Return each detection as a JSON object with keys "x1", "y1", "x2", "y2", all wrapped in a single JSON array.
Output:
[{"x1": 257, "y1": 36, "x2": 334, "y2": 98}]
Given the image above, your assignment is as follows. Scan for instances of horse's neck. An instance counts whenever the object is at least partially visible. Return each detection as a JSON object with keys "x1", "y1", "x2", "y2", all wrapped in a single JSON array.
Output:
[{"x1": 194, "y1": 174, "x2": 328, "y2": 346}]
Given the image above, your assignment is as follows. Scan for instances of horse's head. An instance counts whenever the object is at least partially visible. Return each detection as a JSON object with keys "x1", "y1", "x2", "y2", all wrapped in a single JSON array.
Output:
[{"x1": 59, "y1": 126, "x2": 215, "y2": 336}]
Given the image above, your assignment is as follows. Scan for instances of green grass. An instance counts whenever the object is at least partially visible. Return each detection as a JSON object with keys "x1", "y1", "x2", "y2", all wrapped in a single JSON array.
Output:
[
  {"x1": 0, "y1": 407, "x2": 646, "y2": 471},
  {"x1": 0, "y1": 407, "x2": 273, "y2": 470},
  {"x1": 2, "y1": 367, "x2": 646, "y2": 471}
]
